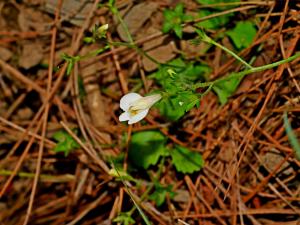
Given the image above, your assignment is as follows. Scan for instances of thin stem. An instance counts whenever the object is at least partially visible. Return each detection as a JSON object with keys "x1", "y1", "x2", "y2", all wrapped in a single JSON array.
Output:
[
  {"x1": 114, "y1": 9, "x2": 134, "y2": 44},
  {"x1": 209, "y1": 38, "x2": 254, "y2": 69},
  {"x1": 241, "y1": 52, "x2": 300, "y2": 75},
  {"x1": 108, "y1": 41, "x2": 186, "y2": 69},
  {"x1": 193, "y1": 52, "x2": 300, "y2": 89}
]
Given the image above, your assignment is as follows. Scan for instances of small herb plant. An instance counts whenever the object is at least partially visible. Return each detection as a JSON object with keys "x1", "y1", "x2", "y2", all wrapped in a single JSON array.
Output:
[
  {"x1": 52, "y1": 130, "x2": 80, "y2": 156},
  {"x1": 56, "y1": 1, "x2": 300, "y2": 223},
  {"x1": 58, "y1": 0, "x2": 300, "y2": 178}
]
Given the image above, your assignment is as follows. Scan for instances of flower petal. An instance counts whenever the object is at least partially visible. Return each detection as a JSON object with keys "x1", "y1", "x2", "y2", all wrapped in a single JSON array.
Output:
[
  {"x1": 128, "y1": 109, "x2": 149, "y2": 124},
  {"x1": 120, "y1": 93, "x2": 142, "y2": 111},
  {"x1": 143, "y1": 94, "x2": 162, "y2": 108},
  {"x1": 119, "y1": 112, "x2": 130, "y2": 122},
  {"x1": 130, "y1": 94, "x2": 162, "y2": 111}
]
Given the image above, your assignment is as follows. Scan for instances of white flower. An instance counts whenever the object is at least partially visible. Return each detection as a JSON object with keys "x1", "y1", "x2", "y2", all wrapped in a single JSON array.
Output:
[{"x1": 119, "y1": 93, "x2": 162, "y2": 124}]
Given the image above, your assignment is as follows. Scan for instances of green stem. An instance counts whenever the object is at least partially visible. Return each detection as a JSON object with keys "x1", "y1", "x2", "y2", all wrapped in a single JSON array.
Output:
[
  {"x1": 113, "y1": 8, "x2": 134, "y2": 44},
  {"x1": 108, "y1": 41, "x2": 186, "y2": 69},
  {"x1": 197, "y1": 29, "x2": 253, "y2": 69},
  {"x1": 240, "y1": 52, "x2": 300, "y2": 75},
  {"x1": 82, "y1": 45, "x2": 110, "y2": 59},
  {"x1": 193, "y1": 52, "x2": 300, "y2": 89},
  {"x1": 128, "y1": 157, "x2": 166, "y2": 215},
  {"x1": 208, "y1": 38, "x2": 253, "y2": 69}
]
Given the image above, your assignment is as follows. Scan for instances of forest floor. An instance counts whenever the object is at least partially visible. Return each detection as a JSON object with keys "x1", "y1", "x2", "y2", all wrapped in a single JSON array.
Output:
[{"x1": 0, "y1": 0, "x2": 300, "y2": 224}]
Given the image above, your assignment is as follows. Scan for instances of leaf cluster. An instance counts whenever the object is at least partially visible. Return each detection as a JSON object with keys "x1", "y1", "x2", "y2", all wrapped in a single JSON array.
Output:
[
  {"x1": 152, "y1": 58, "x2": 211, "y2": 121},
  {"x1": 52, "y1": 130, "x2": 80, "y2": 156},
  {"x1": 162, "y1": 3, "x2": 192, "y2": 39},
  {"x1": 128, "y1": 130, "x2": 204, "y2": 174}
]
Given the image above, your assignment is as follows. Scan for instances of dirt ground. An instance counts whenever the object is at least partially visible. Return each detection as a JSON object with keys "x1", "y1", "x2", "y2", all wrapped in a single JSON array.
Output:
[{"x1": 0, "y1": 0, "x2": 300, "y2": 224}]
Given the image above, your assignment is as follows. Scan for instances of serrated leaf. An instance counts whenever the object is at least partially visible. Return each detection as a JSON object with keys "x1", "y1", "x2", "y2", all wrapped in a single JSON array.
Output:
[
  {"x1": 152, "y1": 58, "x2": 210, "y2": 121},
  {"x1": 170, "y1": 145, "x2": 204, "y2": 174},
  {"x1": 213, "y1": 74, "x2": 242, "y2": 105},
  {"x1": 129, "y1": 131, "x2": 167, "y2": 169},
  {"x1": 52, "y1": 130, "x2": 80, "y2": 156},
  {"x1": 226, "y1": 21, "x2": 257, "y2": 49}
]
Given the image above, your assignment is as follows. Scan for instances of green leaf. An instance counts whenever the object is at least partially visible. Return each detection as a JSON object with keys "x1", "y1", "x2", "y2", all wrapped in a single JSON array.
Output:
[
  {"x1": 212, "y1": 74, "x2": 242, "y2": 105},
  {"x1": 152, "y1": 58, "x2": 210, "y2": 121},
  {"x1": 283, "y1": 113, "x2": 300, "y2": 161},
  {"x1": 182, "y1": 14, "x2": 193, "y2": 21},
  {"x1": 170, "y1": 145, "x2": 204, "y2": 174},
  {"x1": 173, "y1": 24, "x2": 183, "y2": 39},
  {"x1": 197, "y1": 10, "x2": 231, "y2": 29},
  {"x1": 226, "y1": 21, "x2": 257, "y2": 49},
  {"x1": 129, "y1": 131, "x2": 167, "y2": 169},
  {"x1": 183, "y1": 63, "x2": 211, "y2": 82},
  {"x1": 153, "y1": 58, "x2": 210, "y2": 91},
  {"x1": 149, "y1": 182, "x2": 175, "y2": 207},
  {"x1": 52, "y1": 130, "x2": 80, "y2": 156},
  {"x1": 156, "y1": 91, "x2": 200, "y2": 121},
  {"x1": 162, "y1": 21, "x2": 174, "y2": 33},
  {"x1": 113, "y1": 212, "x2": 135, "y2": 225},
  {"x1": 174, "y1": 3, "x2": 184, "y2": 15},
  {"x1": 161, "y1": 3, "x2": 191, "y2": 38},
  {"x1": 156, "y1": 97, "x2": 186, "y2": 121},
  {"x1": 163, "y1": 9, "x2": 175, "y2": 21}
]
